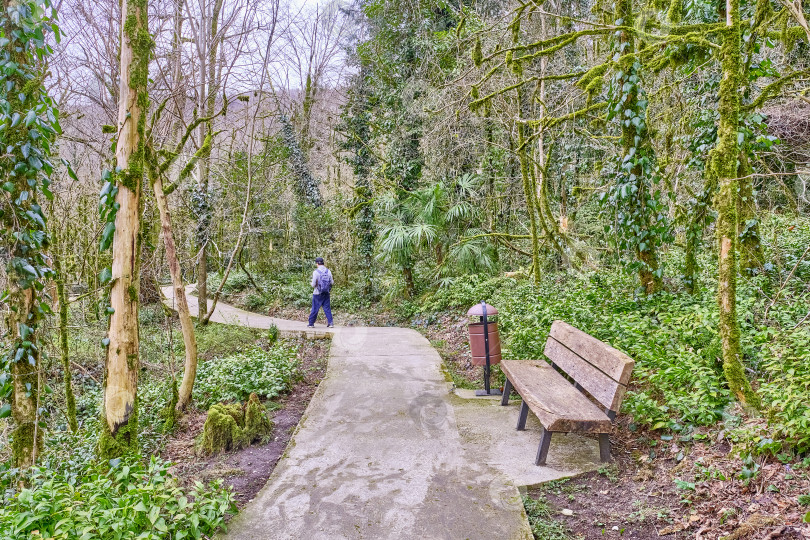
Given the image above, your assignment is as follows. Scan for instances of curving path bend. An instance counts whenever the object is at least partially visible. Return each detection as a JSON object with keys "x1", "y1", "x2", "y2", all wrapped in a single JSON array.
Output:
[{"x1": 163, "y1": 286, "x2": 599, "y2": 539}]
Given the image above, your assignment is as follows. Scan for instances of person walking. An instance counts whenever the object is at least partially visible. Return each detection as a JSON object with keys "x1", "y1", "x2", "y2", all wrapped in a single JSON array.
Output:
[{"x1": 308, "y1": 257, "x2": 334, "y2": 328}]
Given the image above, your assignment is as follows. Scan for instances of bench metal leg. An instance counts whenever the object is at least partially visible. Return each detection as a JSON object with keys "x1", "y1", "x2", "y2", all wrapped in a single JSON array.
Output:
[
  {"x1": 501, "y1": 379, "x2": 512, "y2": 406},
  {"x1": 516, "y1": 401, "x2": 529, "y2": 431},
  {"x1": 536, "y1": 428, "x2": 552, "y2": 466},
  {"x1": 599, "y1": 433, "x2": 611, "y2": 463}
]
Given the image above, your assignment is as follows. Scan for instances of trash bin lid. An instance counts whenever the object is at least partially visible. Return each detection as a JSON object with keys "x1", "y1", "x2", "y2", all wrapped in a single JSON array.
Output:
[{"x1": 467, "y1": 302, "x2": 498, "y2": 316}]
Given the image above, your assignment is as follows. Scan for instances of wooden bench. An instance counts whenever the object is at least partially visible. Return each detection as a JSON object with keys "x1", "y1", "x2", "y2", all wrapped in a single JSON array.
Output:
[{"x1": 500, "y1": 321, "x2": 635, "y2": 466}]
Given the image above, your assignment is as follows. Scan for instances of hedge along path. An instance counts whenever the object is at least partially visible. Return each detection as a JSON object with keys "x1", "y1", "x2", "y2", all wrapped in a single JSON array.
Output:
[{"x1": 160, "y1": 286, "x2": 533, "y2": 539}]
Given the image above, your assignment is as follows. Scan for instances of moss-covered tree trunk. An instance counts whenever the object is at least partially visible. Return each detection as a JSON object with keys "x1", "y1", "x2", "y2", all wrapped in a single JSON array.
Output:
[
  {"x1": 7, "y1": 287, "x2": 42, "y2": 467},
  {"x1": 737, "y1": 154, "x2": 764, "y2": 272},
  {"x1": 516, "y1": 115, "x2": 542, "y2": 285},
  {"x1": 53, "y1": 242, "x2": 78, "y2": 432},
  {"x1": 99, "y1": 0, "x2": 151, "y2": 458},
  {"x1": 2, "y1": 0, "x2": 59, "y2": 468},
  {"x1": 709, "y1": 0, "x2": 760, "y2": 408}
]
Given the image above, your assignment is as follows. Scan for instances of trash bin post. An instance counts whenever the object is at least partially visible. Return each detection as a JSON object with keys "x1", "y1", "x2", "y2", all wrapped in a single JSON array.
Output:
[{"x1": 467, "y1": 301, "x2": 502, "y2": 397}]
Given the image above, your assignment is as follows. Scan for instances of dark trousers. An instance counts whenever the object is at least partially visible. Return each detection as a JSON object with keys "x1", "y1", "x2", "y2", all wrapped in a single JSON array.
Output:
[{"x1": 309, "y1": 293, "x2": 333, "y2": 325}]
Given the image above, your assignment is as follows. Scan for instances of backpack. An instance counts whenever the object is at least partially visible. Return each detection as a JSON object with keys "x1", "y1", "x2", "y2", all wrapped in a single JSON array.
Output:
[{"x1": 317, "y1": 269, "x2": 333, "y2": 294}]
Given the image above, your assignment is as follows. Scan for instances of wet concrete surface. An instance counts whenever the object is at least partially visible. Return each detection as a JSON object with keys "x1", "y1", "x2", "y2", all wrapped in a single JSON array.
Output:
[{"x1": 162, "y1": 288, "x2": 599, "y2": 539}]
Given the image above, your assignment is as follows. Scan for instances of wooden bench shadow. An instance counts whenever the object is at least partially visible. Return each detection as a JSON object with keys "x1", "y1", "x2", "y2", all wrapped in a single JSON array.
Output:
[{"x1": 500, "y1": 320, "x2": 635, "y2": 466}]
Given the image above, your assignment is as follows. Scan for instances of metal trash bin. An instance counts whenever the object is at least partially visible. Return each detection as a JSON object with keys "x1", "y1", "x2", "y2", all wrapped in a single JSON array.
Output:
[{"x1": 467, "y1": 302, "x2": 502, "y2": 396}]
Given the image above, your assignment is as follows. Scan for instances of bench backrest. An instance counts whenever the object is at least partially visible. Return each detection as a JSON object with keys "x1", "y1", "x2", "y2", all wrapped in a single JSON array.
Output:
[{"x1": 543, "y1": 321, "x2": 635, "y2": 414}]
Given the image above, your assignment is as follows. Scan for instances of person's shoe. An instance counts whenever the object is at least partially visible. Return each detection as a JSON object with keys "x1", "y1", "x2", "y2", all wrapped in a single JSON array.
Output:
[
  {"x1": 327, "y1": 324, "x2": 334, "y2": 328},
  {"x1": 307, "y1": 324, "x2": 315, "y2": 328}
]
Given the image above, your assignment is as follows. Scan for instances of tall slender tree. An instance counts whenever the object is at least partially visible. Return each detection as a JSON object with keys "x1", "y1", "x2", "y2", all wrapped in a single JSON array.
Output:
[
  {"x1": 194, "y1": 0, "x2": 224, "y2": 320},
  {"x1": 709, "y1": 0, "x2": 760, "y2": 408},
  {"x1": 98, "y1": 0, "x2": 152, "y2": 458},
  {"x1": 340, "y1": 67, "x2": 376, "y2": 297}
]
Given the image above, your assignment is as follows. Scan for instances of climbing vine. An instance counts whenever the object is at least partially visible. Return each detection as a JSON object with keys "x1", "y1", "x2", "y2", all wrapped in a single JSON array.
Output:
[
  {"x1": 0, "y1": 0, "x2": 62, "y2": 467},
  {"x1": 339, "y1": 67, "x2": 377, "y2": 297},
  {"x1": 279, "y1": 112, "x2": 321, "y2": 207}
]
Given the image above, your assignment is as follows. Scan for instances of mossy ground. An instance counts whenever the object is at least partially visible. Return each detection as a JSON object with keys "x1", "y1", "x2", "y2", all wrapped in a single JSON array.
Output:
[{"x1": 198, "y1": 393, "x2": 274, "y2": 455}]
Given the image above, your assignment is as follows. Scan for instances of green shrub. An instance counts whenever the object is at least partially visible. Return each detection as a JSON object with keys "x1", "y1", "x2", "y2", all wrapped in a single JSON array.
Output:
[
  {"x1": 244, "y1": 292, "x2": 267, "y2": 311},
  {"x1": 417, "y1": 240, "x2": 810, "y2": 452},
  {"x1": 0, "y1": 456, "x2": 235, "y2": 539},
  {"x1": 193, "y1": 345, "x2": 298, "y2": 408},
  {"x1": 208, "y1": 270, "x2": 250, "y2": 294},
  {"x1": 194, "y1": 323, "x2": 261, "y2": 358}
]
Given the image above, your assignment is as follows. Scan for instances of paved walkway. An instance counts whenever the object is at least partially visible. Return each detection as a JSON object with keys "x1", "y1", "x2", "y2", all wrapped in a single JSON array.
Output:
[
  {"x1": 161, "y1": 285, "x2": 334, "y2": 338},
  {"x1": 162, "y1": 287, "x2": 601, "y2": 539}
]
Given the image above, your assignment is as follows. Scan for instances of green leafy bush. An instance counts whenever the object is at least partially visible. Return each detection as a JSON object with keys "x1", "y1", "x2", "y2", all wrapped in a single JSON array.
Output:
[
  {"x1": 244, "y1": 292, "x2": 267, "y2": 311},
  {"x1": 193, "y1": 345, "x2": 298, "y2": 408},
  {"x1": 194, "y1": 323, "x2": 261, "y2": 358},
  {"x1": 0, "y1": 456, "x2": 235, "y2": 539},
  {"x1": 419, "y1": 228, "x2": 810, "y2": 452},
  {"x1": 207, "y1": 270, "x2": 250, "y2": 294}
]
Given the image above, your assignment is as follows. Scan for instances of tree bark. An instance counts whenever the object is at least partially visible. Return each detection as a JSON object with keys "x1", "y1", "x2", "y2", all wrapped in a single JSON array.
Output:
[
  {"x1": 710, "y1": 0, "x2": 761, "y2": 408},
  {"x1": 53, "y1": 246, "x2": 78, "y2": 432},
  {"x1": 737, "y1": 155, "x2": 764, "y2": 272},
  {"x1": 7, "y1": 288, "x2": 42, "y2": 468},
  {"x1": 99, "y1": 0, "x2": 150, "y2": 458},
  {"x1": 152, "y1": 172, "x2": 198, "y2": 411},
  {"x1": 196, "y1": 0, "x2": 225, "y2": 321}
]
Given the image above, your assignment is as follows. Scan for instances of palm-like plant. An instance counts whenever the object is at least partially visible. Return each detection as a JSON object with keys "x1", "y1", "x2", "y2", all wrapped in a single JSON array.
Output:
[{"x1": 377, "y1": 173, "x2": 495, "y2": 291}]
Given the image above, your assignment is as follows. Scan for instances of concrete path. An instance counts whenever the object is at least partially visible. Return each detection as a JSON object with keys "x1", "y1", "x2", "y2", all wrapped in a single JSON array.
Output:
[
  {"x1": 161, "y1": 285, "x2": 334, "y2": 339},
  {"x1": 162, "y1": 287, "x2": 602, "y2": 540}
]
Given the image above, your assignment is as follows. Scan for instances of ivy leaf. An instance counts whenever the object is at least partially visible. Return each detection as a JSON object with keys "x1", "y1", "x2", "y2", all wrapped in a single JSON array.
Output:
[
  {"x1": 25, "y1": 209, "x2": 45, "y2": 228},
  {"x1": 99, "y1": 222, "x2": 115, "y2": 251},
  {"x1": 99, "y1": 267, "x2": 112, "y2": 285},
  {"x1": 0, "y1": 404, "x2": 10, "y2": 419}
]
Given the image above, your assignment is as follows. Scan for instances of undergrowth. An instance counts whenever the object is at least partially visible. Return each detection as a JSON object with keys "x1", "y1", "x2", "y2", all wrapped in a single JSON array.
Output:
[
  {"x1": 420, "y1": 215, "x2": 810, "y2": 455},
  {"x1": 193, "y1": 345, "x2": 299, "y2": 409},
  {"x1": 0, "y1": 456, "x2": 235, "y2": 539},
  {"x1": 523, "y1": 494, "x2": 577, "y2": 539}
]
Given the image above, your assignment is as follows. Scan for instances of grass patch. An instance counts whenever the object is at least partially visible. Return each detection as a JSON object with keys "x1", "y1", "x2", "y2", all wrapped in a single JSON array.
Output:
[{"x1": 523, "y1": 494, "x2": 577, "y2": 540}]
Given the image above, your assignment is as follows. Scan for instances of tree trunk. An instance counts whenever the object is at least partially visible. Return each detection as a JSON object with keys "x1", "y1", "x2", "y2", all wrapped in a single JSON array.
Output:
[
  {"x1": 737, "y1": 155, "x2": 764, "y2": 272},
  {"x1": 2, "y1": 0, "x2": 51, "y2": 468},
  {"x1": 99, "y1": 0, "x2": 150, "y2": 458},
  {"x1": 7, "y1": 288, "x2": 42, "y2": 468},
  {"x1": 517, "y1": 126, "x2": 542, "y2": 286},
  {"x1": 195, "y1": 0, "x2": 225, "y2": 322},
  {"x1": 152, "y1": 173, "x2": 198, "y2": 411},
  {"x1": 53, "y1": 247, "x2": 78, "y2": 432},
  {"x1": 403, "y1": 265, "x2": 416, "y2": 297},
  {"x1": 710, "y1": 0, "x2": 760, "y2": 408},
  {"x1": 616, "y1": 0, "x2": 661, "y2": 294}
]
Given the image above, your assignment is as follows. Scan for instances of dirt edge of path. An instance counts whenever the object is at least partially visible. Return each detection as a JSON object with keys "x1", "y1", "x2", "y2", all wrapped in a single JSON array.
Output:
[{"x1": 162, "y1": 337, "x2": 329, "y2": 507}]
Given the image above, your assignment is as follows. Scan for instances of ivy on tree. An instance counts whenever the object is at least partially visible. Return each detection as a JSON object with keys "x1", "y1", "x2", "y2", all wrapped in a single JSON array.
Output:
[{"x1": 0, "y1": 0, "x2": 62, "y2": 468}]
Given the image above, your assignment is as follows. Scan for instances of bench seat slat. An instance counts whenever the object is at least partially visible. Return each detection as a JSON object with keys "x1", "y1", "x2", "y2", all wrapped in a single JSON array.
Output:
[
  {"x1": 544, "y1": 338, "x2": 627, "y2": 412},
  {"x1": 549, "y1": 321, "x2": 634, "y2": 385},
  {"x1": 501, "y1": 359, "x2": 612, "y2": 433}
]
